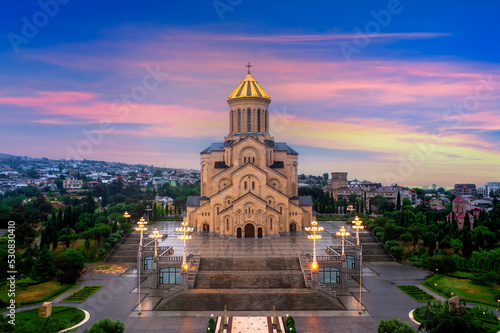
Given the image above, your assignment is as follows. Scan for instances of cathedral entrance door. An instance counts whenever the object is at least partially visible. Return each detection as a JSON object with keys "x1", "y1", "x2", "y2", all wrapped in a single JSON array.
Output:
[
  {"x1": 290, "y1": 223, "x2": 297, "y2": 235},
  {"x1": 202, "y1": 223, "x2": 210, "y2": 235},
  {"x1": 257, "y1": 227, "x2": 263, "y2": 238},
  {"x1": 237, "y1": 228, "x2": 242, "y2": 238},
  {"x1": 244, "y1": 224, "x2": 255, "y2": 238}
]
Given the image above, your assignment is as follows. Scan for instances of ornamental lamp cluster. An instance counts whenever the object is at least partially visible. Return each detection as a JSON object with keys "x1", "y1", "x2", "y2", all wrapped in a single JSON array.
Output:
[
  {"x1": 336, "y1": 226, "x2": 350, "y2": 256},
  {"x1": 176, "y1": 221, "x2": 194, "y2": 271},
  {"x1": 305, "y1": 218, "x2": 323, "y2": 270},
  {"x1": 148, "y1": 228, "x2": 163, "y2": 257},
  {"x1": 352, "y1": 216, "x2": 364, "y2": 246}
]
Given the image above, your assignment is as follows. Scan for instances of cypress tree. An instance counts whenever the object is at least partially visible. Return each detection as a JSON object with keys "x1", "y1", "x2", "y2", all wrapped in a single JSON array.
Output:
[
  {"x1": 396, "y1": 191, "x2": 401, "y2": 210},
  {"x1": 462, "y1": 232, "x2": 472, "y2": 259}
]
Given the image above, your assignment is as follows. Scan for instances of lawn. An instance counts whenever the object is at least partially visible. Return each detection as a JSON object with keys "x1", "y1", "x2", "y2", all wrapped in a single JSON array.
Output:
[
  {"x1": 397, "y1": 285, "x2": 435, "y2": 302},
  {"x1": 0, "y1": 279, "x2": 76, "y2": 306},
  {"x1": 15, "y1": 306, "x2": 85, "y2": 332},
  {"x1": 62, "y1": 286, "x2": 102, "y2": 302},
  {"x1": 422, "y1": 274, "x2": 500, "y2": 307}
]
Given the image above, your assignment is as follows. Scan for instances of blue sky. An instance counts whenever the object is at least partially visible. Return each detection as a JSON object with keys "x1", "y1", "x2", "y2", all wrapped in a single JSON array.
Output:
[{"x1": 1, "y1": 0, "x2": 499, "y2": 187}]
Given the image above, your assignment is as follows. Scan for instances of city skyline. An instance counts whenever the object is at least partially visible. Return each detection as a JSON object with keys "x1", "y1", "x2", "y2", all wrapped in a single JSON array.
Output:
[{"x1": 1, "y1": 1, "x2": 499, "y2": 188}]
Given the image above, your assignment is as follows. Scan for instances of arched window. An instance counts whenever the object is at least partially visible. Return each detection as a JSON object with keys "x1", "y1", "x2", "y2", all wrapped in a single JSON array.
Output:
[
  {"x1": 217, "y1": 207, "x2": 220, "y2": 214},
  {"x1": 252, "y1": 181, "x2": 255, "y2": 190},
  {"x1": 319, "y1": 267, "x2": 340, "y2": 284},
  {"x1": 270, "y1": 218, "x2": 273, "y2": 230},
  {"x1": 231, "y1": 110, "x2": 233, "y2": 132},
  {"x1": 244, "y1": 157, "x2": 246, "y2": 163},
  {"x1": 244, "y1": 182, "x2": 247, "y2": 190},
  {"x1": 226, "y1": 218, "x2": 229, "y2": 231},
  {"x1": 280, "y1": 206, "x2": 283, "y2": 214},
  {"x1": 257, "y1": 109, "x2": 261, "y2": 132},
  {"x1": 159, "y1": 267, "x2": 182, "y2": 284},
  {"x1": 265, "y1": 110, "x2": 268, "y2": 131},
  {"x1": 252, "y1": 157, "x2": 255, "y2": 163},
  {"x1": 238, "y1": 109, "x2": 241, "y2": 132},
  {"x1": 247, "y1": 108, "x2": 251, "y2": 132}
]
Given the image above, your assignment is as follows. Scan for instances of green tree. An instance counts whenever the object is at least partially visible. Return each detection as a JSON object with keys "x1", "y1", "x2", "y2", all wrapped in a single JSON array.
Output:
[
  {"x1": 30, "y1": 248, "x2": 57, "y2": 282},
  {"x1": 84, "y1": 318, "x2": 125, "y2": 333},
  {"x1": 377, "y1": 318, "x2": 417, "y2": 333},
  {"x1": 54, "y1": 248, "x2": 85, "y2": 284}
]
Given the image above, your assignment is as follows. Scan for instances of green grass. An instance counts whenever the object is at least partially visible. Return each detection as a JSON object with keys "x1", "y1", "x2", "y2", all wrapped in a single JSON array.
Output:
[
  {"x1": 422, "y1": 274, "x2": 500, "y2": 307},
  {"x1": 62, "y1": 286, "x2": 102, "y2": 302},
  {"x1": 15, "y1": 306, "x2": 85, "y2": 332},
  {"x1": 397, "y1": 285, "x2": 435, "y2": 302},
  {"x1": 0, "y1": 279, "x2": 77, "y2": 307}
]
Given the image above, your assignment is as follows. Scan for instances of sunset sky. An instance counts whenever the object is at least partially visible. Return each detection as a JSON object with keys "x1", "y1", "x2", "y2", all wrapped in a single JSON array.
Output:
[{"x1": 1, "y1": 1, "x2": 499, "y2": 187}]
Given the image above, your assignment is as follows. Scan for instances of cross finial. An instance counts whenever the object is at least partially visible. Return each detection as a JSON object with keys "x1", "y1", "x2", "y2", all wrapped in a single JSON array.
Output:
[{"x1": 246, "y1": 62, "x2": 252, "y2": 74}]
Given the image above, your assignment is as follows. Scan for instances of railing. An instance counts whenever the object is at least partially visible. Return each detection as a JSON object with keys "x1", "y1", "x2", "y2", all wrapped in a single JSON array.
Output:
[
  {"x1": 157, "y1": 255, "x2": 183, "y2": 262},
  {"x1": 315, "y1": 254, "x2": 342, "y2": 262}
]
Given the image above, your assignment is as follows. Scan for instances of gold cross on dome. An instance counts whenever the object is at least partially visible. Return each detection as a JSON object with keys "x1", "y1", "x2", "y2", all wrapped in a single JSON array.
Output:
[{"x1": 246, "y1": 62, "x2": 252, "y2": 74}]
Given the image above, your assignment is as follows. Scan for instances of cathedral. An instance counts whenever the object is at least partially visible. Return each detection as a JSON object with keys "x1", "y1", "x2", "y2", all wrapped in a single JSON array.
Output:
[{"x1": 184, "y1": 66, "x2": 313, "y2": 238}]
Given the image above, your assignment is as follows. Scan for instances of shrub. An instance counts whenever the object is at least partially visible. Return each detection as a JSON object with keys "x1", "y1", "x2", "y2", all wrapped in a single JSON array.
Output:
[
  {"x1": 390, "y1": 246, "x2": 405, "y2": 261},
  {"x1": 84, "y1": 318, "x2": 125, "y2": 333},
  {"x1": 16, "y1": 277, "x2": 39, "y2": 290}
]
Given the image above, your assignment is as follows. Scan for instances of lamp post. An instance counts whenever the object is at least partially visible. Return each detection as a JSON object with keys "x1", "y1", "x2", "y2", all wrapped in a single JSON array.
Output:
[
  {"x1": 176, "y1": 221, "x2": 193, "y2": 271},
  {"x1": 149, "y1": 228, "x2": 163, "y2": 257},
  {"x1": 135, "y1": 219, "x2": 147, "y2": 316},
  {"x1": 305, "y1": 218, "x2": 323, "y2": 270},
  {"x1": 352, "y1": 216, "x2": 364, "y2": 246},
  {"x1": 123, "y1": 211, "x2": 130, "y2": 224},
  {"x1": 336, "y1": 226, "x2": 350, "y2": 256},
  {"x1": 347, "y1": 204, "x2": 354, "y2": 220},
  {"x1": 145, "y1": 204, "x2": 152, "y2": 222}
]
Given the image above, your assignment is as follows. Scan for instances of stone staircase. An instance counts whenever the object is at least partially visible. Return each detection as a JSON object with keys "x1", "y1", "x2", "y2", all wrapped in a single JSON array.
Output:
[
  {"x1": 358, "y1": 232, "x2": 395, "y2": 262},
  {"x1": 155, "y1": 256, "x2": 344, "y2": 311},
  {"x1": 105, "y1": 232, "x2": 140, "y2": 263}
]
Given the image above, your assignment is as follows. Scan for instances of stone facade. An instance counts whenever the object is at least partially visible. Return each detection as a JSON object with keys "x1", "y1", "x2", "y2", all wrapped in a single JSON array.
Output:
[{"x1": 184, "y1": 70, "x2": 313, "y2": 238}]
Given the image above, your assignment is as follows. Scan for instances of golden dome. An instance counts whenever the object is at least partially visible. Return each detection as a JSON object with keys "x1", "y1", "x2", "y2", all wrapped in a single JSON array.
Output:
[{"x1": 227, "y1": 73, "x2": 271, "y2": 101}]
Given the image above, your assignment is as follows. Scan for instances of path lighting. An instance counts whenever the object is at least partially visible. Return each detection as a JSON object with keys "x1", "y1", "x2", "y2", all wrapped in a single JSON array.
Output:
[
  {"x1": 149, "y1": 228, "x2": 163, "y2": 257},
  {"x1": 135, "y1": 217, "x2": 147, "y2": 316},
  {"x1": 136, "y1": 218, "x2": 147, "y2": 246},
  {"x1": 123, "y1": 211, "x2": 130, "y2": 220},
  {"x1": 305, "y1": 218, "x2": 323, "y2": 270},
  {"x1": 336, "y1": 226, "x2": 350, "y2": 256},
  {"x1": 145, "y1": 205, "x2": 152, "y2": 222},
  {"x1": 352, "y1": 216, "x2": 364, "y2": 246},
  {"x1": 176, "y1": 221, "x2": 193, "y2": 271}
]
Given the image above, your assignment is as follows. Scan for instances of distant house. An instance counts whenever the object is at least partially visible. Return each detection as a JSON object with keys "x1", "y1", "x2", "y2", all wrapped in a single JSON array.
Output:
[
  {"x1": 85, "y1": 181, "x2": 100, "y2": 188},
  {"x1": 63, "y1": 178, "x2": 83, "y2": 189}
]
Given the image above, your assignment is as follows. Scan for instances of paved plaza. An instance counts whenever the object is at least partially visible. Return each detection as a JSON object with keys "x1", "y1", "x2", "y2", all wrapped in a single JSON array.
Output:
[{"x1": 14, "y1": 221, "x2": 438, "y2": 332}]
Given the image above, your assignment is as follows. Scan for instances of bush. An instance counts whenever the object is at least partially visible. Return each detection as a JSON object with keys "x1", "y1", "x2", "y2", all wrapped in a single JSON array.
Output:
[
  {"x1": 378, "y1": 318, "x2": 417, "y2": 333},
  {"x1": 470, "y1": 271, "x2": 499, "y2": 287},
  {"x1": 390, "y1": 246, "x2": 405, "y2": 261},
  {"x1": 84, "y1": 318, "x2": 125, "y2": 333},
  {"x1": 448, "y1": 271, "x2": 472, "y2": 279},
  {"x1": 16, "y1": 277, "x2": 39, "y2": 290}
]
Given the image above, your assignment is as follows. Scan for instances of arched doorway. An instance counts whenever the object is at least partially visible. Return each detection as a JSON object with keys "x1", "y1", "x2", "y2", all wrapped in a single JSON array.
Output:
[
  {"x1": 257, "y1": 227, "x2": 263, "y2": 238},
  {"x1": 202, "y1": 223, "x2": 210, "y2": 235},
  {"x1": 236, "y1": 228, "x2": 242, "y2": 238},
  {"x1": 290, "y1": 223, "x2": 297, "y2": 235},
  {"x1": 244, "y1": 224, "x2": 255, "y2": 238}
]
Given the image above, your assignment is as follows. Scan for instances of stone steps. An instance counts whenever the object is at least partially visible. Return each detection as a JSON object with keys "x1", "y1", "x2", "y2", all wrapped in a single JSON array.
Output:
[
  {"x1": 198, "y1": 257, "x2": 301, "y2": 271},
  {"x1": 195, "y1": 270, "x2": 306, "y2": 289},
  {"x1": 155, "y1": 289, "x2": 344, "y2": 311}
]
